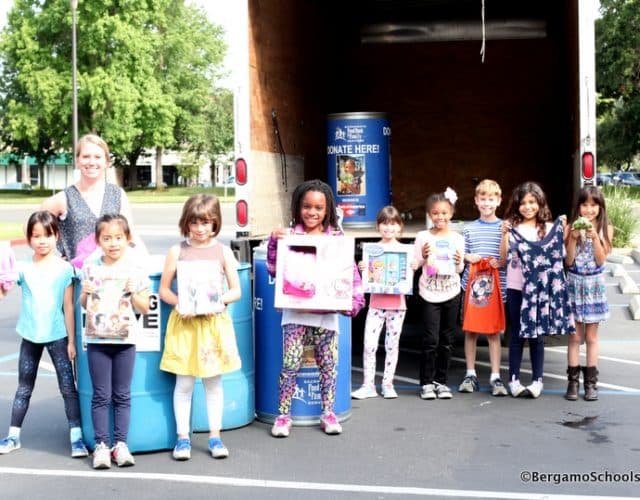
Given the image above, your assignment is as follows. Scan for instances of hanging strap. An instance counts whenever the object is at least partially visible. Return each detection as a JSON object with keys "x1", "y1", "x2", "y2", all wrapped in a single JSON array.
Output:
[
  {"x1": 480, "y1": 0, "x2": 486, "y2": 63},
  {"x1": 272, "y1": 108, "x2": 288, "y2": 191}
]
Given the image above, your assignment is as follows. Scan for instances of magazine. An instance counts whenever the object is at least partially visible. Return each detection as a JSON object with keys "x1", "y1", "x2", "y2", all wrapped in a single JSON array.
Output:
[{"x1": 84, "y1": 266, "x2": 135, "y2": 341}]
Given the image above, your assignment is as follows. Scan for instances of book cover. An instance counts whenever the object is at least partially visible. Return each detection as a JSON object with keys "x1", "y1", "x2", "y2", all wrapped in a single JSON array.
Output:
[{"x1": 177, "y1": 260, "x2": 225, "y2": 315}]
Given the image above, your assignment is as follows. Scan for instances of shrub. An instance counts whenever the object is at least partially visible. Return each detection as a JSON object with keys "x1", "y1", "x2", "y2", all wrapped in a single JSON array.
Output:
[{"x1": 603, "y1": 186, "x2": 640, "y2": 248}]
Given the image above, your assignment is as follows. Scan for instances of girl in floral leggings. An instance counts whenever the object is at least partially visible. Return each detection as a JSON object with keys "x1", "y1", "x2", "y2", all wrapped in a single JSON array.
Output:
[{"x1": 267, "y1": 180, "x2": 364, "y2": 437}]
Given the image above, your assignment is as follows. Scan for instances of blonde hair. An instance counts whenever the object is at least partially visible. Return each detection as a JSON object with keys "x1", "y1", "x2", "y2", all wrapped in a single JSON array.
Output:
[
  {"x1": 475, "y1": 179, "x2": 501, "y2": 198},
  {"x1": 76, "y1": 134, "x2": 111, "y2": 163}
]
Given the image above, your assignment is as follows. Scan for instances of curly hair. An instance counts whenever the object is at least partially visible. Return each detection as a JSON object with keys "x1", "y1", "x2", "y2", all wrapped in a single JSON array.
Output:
[{"x1": 290, "y1": 179, "x2": 339, "y2": 231}]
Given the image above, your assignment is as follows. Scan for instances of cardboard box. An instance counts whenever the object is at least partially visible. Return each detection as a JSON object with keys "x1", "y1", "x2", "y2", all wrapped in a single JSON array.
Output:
[
  {"x1": 361, "y1": 242, "x2": 414, "y2": 295},
  {"x1": 275, "y1": 235, "x2": 355, "y2": 311}
]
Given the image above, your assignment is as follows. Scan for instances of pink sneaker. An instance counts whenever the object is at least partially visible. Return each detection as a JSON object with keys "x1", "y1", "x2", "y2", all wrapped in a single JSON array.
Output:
[
  {"x1": 271, "y1": 415, "x2": 292, "y2": 437},
  {"x1": 319, "y1": 412, "x2": 342, "y2": 435}
]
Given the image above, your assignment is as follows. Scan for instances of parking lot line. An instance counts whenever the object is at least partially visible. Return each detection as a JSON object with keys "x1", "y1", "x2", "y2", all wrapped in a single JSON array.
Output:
[
  {"x1": 545, "y1": 347, "x2": 640, "y2": 366},
  {"x1": 0, "y1": 466, "x2": 633, "y2": 499},
  {"x1": 365, "y1": 349, "x2": 640, "y2": 393}
]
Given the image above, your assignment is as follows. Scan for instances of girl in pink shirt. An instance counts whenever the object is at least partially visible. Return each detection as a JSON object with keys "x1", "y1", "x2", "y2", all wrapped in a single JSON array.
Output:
[{"x1": 352, "y1": 206, "x2": 409, "y2": 400}]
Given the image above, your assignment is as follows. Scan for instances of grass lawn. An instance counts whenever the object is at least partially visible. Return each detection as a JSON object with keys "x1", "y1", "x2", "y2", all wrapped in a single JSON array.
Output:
[
  {"x1": 0, "y1": 222, "x2": 24, "y2": 241},
  {"x1": 0, "y1": 186, "x2": 235, "y2": 205}
]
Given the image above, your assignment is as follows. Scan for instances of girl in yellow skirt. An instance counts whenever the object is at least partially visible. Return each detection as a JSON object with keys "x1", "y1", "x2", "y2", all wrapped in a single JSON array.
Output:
[{"x1": 159, "y1": 194, "x2": 241, "y2": 461}]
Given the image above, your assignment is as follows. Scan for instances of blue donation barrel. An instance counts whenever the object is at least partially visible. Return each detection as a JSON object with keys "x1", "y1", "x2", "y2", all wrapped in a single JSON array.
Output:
[
  {"x1": 191, "y1": 262, "x2": 255, "y2": 431},
  {"x1": 253, "y1": 245, "x2": 352, "y2": 425},
  {"x1": 327, "y1": 112, "x2": 391, "y2": 227},
  {"x1": 75, "y1": 268, "x2": 175, "y2": 452},
  {"x1": 76, "y1": 260, "x2": 254, "y2": 451}
]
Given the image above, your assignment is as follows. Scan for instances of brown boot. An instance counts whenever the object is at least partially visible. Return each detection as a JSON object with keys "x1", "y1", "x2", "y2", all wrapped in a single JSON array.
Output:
[
  {"x1": 564, "y1": 366, "x2": 580, "y2": 401},
  {"x1": 582, "y1": 366, "x2": 599, "y2": 401}
]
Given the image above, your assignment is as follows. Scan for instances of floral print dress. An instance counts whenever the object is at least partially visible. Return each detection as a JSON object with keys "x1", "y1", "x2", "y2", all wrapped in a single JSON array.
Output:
[{"x1": 511, "y1": 217, "x2": 575, "y2": 338}]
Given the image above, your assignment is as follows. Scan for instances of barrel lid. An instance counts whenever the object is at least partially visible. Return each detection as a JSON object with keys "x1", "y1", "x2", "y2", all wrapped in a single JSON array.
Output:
[
  {"x1": 253, "y1": 242, "x2": 268, "y2": 259},
  {"x1": 327, "y1": 112, "x2": 388, "y2": 120}
]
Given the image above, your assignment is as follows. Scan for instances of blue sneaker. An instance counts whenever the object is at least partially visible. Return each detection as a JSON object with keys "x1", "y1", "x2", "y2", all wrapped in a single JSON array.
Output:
[
  {"x1": 208, "y1": 437, "x2": 229, "y2": 459},
  {"x1": 71, "y1": 439, "x2": 89, "y2": 458},
  {"x1": 172, "y1": 438, "x2": 191, "y2": 461},
  {"x1": 0, "y1": 436, "x2": 21, "y2": 455}
]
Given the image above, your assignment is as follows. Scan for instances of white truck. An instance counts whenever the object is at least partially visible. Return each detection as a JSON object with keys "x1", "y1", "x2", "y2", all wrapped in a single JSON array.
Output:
[{"x1": 228, "y1": 0, "x2": 598, "y2": 245}]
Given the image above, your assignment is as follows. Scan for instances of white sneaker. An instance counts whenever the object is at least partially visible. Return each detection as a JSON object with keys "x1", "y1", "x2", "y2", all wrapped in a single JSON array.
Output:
[
  {"x1": 490, "y1": 378, "x2": 508, "y2": 397},
  {"x1": 509, "y1": 378, "x2": 527, "y2": 398},
  {"x1": 526, "y1": 380, "x2": 544, "y2": 398},
  {"x1": 381, "y1": 385, "x2": 398, "y2": 399},
  {"x1": 434, "y1": 382, "x2": 453, "y2": 399},
  {"x1": 92, "y1": 442, "x2": 111, "y2": 469},
  {"x1": 420, "y1": 384, "x2": 436, "y2": 400},
  {"x1": 351, "y1": 385, "x2": 378, "y2": 400},
  {"x1": 0, "y1": 436, "x2": 21, "y2": 455},
  {"x1": 319, "y1": 412, "x2": 342, "y2": 435},
  {"x1": 271, "y1": 415, "x2": 293, "y2": 438},
  {"x1": 111, "y1": 441, "x2": 135, "y2": 467}
]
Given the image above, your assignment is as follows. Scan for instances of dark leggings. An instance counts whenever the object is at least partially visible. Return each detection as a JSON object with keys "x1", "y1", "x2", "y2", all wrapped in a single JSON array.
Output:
[
  {"x1": 11, "y1": 337, "x2": 81, "y2": 428},
  {"x1": 506, "y1": 289, "x2": 544, "y2": 381},
  {"x1": 87, "y1": 343, "x2": 135, "y2": 445},
  {"x1": 419, "y1": 293, "x2": 461, "y2": 386}
]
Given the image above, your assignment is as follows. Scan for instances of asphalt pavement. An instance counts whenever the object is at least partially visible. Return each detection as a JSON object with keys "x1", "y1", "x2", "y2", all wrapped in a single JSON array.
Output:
[{"x1": 1, "y1": 203, "x2": 640, "y2": 499}]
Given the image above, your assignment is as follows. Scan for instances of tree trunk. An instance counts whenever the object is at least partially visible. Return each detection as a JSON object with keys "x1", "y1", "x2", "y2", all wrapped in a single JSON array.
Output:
[{"x1": 155, "y1": 146, "x2": 164, "y2": 190}]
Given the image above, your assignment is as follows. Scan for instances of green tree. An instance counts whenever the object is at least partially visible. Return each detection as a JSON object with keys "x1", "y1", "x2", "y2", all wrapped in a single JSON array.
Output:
[
  {"x1": 176, "y1": 150, "x2": 205, "y2": 186},
  {"x1": 596, "y1": 0, "x2": 640, "y2": 170},
  {"x1": 204, "y1": 88, "x2": 234, "y2": 183},
  {"x1": 0, "y1": 0, "x2": 227, "y2": 187}
]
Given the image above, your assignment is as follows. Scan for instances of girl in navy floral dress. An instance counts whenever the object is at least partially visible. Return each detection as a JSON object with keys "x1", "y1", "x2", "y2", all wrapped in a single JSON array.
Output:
[
  {"x1": 500, "y1": 182, "x2": 574, "y2": 398},
  {"x1": 564, "y1": 186, "x2": 613, "y2": 402}
]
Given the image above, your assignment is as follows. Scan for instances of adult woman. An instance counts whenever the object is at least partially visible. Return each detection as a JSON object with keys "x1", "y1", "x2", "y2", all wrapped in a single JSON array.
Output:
[{"x1": 41, "y1": 134, "x2": 146, "y2": 267}]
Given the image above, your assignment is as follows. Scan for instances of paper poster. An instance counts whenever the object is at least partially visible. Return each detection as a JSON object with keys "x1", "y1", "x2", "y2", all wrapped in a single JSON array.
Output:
[
  {"x1": 177, "y1": 260, "x2": 225, "y2": 315},
  {"x1": 361, "y1": 243, "x2": 414, "y2": 295},
  {"x1": 275, "y1": 235, "x2": 354, "y2": 311}
]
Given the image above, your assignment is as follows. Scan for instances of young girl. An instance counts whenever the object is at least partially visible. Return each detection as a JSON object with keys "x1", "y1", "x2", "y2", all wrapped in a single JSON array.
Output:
[
  {"x1": 159, "y1": 194, "x2": 241, "y2": 461},
  {"x1": 500, "y1": 181, "x2": 574, "y2": 399},
  {"x1": 80, "y1": 214, "x2": 150, "y2": 469},
  {"x1": 564, "y1": 186, "x2": 613, "y2": 401},
  {"x1": 352, "y1": 206, "x2": 408, "y2": 400},
  {"x1": 413, "y1": 188, "x2": 464, "y2": 400},
  {"x1": 0, "y1": 211, "x2": 88, "y2": 458},
  {"x1": 267, "y1": 179, "x2": 364, "y2": 437}
]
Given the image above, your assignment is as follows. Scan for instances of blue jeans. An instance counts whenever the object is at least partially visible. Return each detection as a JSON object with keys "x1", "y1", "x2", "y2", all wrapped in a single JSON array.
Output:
[
  {"x1": 506, "y1": 289, "x2": 544, "y2": 381},
  {"x1": 11, "y1": 337, "x2": 81, "y2": 428},
  {"x1": 87, "y1": 344, "x2": 135, "y2": 445}
]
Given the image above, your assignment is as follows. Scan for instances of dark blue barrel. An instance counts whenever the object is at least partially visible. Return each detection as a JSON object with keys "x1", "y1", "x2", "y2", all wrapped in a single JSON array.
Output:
[
  {"x1": 253, "y1": 245, "x2": 351, "y2": 425},
  {"x1": 327, "y1": 112, "x2": 391, "y2": 227},
  {"x1": 76, "y1": 261, "x2": 255, "y2": 451},
  {"x1": 76, "y1": 269, "x2": 176, "y2": 452},
  {"x1": 191, "y1": 262, "x2": 255, "y2": 431}
]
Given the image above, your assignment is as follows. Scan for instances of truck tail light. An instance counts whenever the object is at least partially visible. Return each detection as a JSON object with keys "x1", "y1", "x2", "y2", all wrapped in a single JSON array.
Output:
[
  {"x1": 236, "y1": 200, "x2": 248, "y2": 227},
  {"x1": 235, "y1": 158, "x2": 247, "y2": 185},
  {"x1": 582, "y1": 152, "x2": 594, "y2": 180}
]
